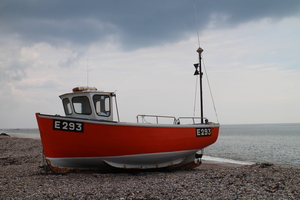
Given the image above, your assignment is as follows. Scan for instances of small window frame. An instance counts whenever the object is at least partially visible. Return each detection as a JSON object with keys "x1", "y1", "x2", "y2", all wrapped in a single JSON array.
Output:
[
  {"x1": 62, "y1": 98, "x2": 72, "y2": 115},
  {"x1": 72, "y1": 96, "x2": 92, "y2": 115},
  {"x1": 93, "y1": 94, "x2": 111, "y2": 117}
]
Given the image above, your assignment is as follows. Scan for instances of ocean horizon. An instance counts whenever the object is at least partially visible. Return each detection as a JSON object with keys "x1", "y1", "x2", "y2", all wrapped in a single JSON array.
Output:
[
  {"x1": 205, "y1": 123, "x2": 300, "y2": 168},
  {"x1": 1, "y1": 123, "x2": 299, "y2": 168}
]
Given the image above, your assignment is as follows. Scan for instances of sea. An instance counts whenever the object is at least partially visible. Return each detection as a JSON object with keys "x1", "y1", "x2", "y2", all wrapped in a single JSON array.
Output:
[{"x1": 1, "y1": 123, "x2": 299, "y2": 168}]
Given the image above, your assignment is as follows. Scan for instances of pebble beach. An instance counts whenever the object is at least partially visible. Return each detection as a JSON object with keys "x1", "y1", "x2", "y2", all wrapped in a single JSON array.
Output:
[{"x1": 1, "y1": 135, "x2": 299, "y2": 199}]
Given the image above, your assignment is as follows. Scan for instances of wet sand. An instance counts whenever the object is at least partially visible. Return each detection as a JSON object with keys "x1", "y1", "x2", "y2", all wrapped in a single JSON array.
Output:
[{"x1": 1, "y1": 135, "x2": 299, "y2": 199}]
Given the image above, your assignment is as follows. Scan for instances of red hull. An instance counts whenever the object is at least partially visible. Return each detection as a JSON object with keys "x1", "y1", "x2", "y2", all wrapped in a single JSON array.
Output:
[{"x1": 36, "y1": 113, "x2": 219, "y2": 172}]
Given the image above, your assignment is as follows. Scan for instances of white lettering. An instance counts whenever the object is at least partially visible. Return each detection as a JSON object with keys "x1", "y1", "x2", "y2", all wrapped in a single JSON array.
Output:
[
  {"x1": 54, "y1": 120, "x2": 61, "y2": 129},
  {"x1": 76, "y1": 123, "x2": 82, "y2": 131},
  {"x1": 62, "y1": 122, "x2": 68, "y2": 130},
  {"x1": 53, "y1": 120, "x2": 84, "y2": 132},
  {"x1": 196, "y1": 128, "x2": 212, "y2": 137},
  {"x1": 69, "y1": 122, "x2": 75, "y2": 130}
]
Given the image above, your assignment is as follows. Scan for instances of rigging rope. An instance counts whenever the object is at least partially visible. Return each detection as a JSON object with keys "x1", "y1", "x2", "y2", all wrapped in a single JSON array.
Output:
[
  {"x1": 193, "y1": 0, "x2": 200, "y2": 118},
  {"x1": 193, "y1": 75, "x2": 198, "y2": 117},
  {"x1": 202, "y1": 56, "x2": 219, "y2": 123},
  {"x1": 193, "y1": 0, "x2": 219, "y2": 123}
]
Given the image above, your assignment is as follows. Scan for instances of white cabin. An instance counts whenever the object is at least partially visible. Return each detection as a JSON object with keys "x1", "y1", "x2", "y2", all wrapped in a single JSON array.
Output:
[{"x1": 59, "y1": 87, "x2": 115, "y2": 121}]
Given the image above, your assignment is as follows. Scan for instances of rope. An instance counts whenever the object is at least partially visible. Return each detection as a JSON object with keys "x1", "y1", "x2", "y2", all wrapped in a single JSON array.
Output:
[
  {"x1": 193, "y1": 1, "x2": 219, "y2": 123},
  {"x1": 202, "y1": 56, "x2": 219, "y2": 123},
  {"x1": 193, "y1": 75, "x2": 198, "y2": 117},
  {"x1": 193, "y1": 0, "x2": 200, "y2": 118}
]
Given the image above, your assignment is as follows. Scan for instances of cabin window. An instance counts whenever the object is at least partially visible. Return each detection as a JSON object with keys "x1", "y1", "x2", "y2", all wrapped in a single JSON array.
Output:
[
  {"x1": 93, "y1": 95, "x2": 110, "y2": 116},
  {"x1": 62, "y1": 98, "x2": 72, "y2": 115},
  {"x1": 72, "y1": 96, "x2": 92, "y2": 115}
]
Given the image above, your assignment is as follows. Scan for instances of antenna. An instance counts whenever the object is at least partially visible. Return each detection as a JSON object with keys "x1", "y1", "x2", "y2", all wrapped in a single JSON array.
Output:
[
  {"x1": 87, "y1": 59, "x2": 89, "y2": 87},
  {"x1": 193, "y1": 1, "x2": 204, "y2": 123},
  {"x1": 192, "y1": 1, "x2": 219, "y2": 124},
  {"x1": 193, "y1": 0, "x2": 201, "y2": 48}
]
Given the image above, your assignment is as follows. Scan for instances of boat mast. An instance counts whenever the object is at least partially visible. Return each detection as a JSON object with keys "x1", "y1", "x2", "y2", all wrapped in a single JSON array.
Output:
[{"x1": 194, "y1": 47, "x2": 204, "y2": 124}]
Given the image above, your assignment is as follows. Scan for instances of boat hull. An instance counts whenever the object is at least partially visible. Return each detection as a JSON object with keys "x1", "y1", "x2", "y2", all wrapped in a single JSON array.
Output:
[{"x1": 36, "y1": 113, "x2": 219, "y2": 173}]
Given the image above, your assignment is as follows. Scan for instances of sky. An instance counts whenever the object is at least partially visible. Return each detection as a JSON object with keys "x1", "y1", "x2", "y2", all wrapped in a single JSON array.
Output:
[{"x1": 1, "y1": 0, "x2": 300, "y2": 128}]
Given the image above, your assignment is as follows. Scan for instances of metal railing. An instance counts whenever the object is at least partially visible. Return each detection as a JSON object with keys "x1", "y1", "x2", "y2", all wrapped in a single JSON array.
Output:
[
  {"x1": 136, "y1": 115, "x2": 208, "y2": 125},
  {"x1": 177, "y1": 117, "x2": 208, "y2": 125},
  {"x1": 136, "y1": 115, "x2": 178, "y2": 124}
]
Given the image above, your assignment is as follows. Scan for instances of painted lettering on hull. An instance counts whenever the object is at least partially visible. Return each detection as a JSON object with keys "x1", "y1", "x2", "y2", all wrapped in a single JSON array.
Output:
[
  {"x1": 196, "y1": 128, "x2": 211, "y2": 137},
  {"x1": 53, "y1": 120, "x2": 84, "y2": 132}
]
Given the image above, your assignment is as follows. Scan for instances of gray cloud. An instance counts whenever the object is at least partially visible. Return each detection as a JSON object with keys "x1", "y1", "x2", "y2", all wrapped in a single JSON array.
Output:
[{"x1": 1, "y1": 0, "x2": 300, "y2": 50}]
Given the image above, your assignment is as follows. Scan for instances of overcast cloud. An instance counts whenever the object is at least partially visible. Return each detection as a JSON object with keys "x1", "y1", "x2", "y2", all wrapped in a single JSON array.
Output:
[
  {"x1": 1, "y1": 0, "x2": 300, "y2": 128},
  {"x1": 2, "y1": 0, "x2": 300, "y2": 48}
]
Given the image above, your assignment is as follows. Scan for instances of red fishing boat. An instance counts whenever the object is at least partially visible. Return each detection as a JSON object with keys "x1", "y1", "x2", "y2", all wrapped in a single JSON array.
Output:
[{"x1": 36, "y1": 48, "x2": 220, "y2": 173}]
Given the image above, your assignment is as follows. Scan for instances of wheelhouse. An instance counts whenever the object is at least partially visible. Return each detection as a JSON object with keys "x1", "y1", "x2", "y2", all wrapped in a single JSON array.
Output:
[{"x1": 59, "y1": 87, "x2": 116, "y2": 121}]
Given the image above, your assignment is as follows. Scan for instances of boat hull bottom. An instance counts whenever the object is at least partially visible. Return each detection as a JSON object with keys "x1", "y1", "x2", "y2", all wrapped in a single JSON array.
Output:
[{"x1": 45, "y1": 150, "x2": 202, "y2": 173}]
